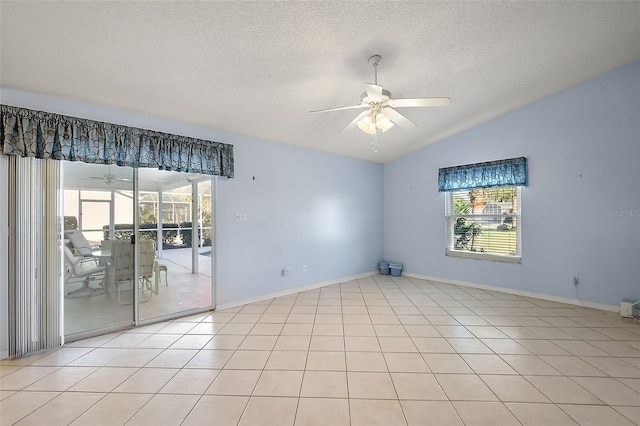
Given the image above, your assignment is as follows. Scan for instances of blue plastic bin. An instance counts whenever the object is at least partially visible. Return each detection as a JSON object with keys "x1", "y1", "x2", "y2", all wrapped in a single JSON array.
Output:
[
  {"x1": 389, "y1": 263, "x2": 403, "y2": 277},
  {"x1": 378, "y1": 261, "x2": 390, "y2": 275}
]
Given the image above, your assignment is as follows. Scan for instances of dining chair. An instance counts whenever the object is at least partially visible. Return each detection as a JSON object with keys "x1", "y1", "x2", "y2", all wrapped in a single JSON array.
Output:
[{"x1": 110, "y1": 240, "x2": 156, "y2": 305}]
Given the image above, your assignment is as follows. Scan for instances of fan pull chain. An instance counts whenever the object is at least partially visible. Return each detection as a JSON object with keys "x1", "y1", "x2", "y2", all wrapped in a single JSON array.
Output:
[{"x1": 371, "y1": 132, "x2": 378, "y2": 153}]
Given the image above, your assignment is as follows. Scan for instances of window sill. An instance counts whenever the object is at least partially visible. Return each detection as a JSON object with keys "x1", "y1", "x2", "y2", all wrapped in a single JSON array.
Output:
[{"x1": 446, "y1": 249, "x2": 522, "y2": 264}]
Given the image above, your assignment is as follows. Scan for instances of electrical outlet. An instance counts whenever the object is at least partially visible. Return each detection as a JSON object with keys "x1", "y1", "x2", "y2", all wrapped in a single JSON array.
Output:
[
  {"x1": 302, "y1": 264, "x2": 307, "y2": 272},
  {"x1": 282, "y1": 267, "x2": 292, "y2": 277},
  {"x1": 572, "y1": 275, "x2": 579, "y2": 286}
]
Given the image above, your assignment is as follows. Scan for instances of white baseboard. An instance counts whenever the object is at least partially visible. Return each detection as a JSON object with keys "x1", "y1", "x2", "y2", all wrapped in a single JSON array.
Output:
[
  {"x1": 214, "y1": 270, "x2": 620, "y2": 314},
  {"x1": 402, "y1": 272, "x2": 619, "y2": 313},
  {"x1": 215, "y1": 271, "x2": 378, "y2": 311}
]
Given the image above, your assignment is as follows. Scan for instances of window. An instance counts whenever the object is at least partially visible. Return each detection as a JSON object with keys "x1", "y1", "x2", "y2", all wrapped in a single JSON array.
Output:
[
  {"x1": 445, "y1": 186, "x2": 521, "y2": 262},
  {"x1": 438, "y1": 157, "x2": 527, "y2": 262}
]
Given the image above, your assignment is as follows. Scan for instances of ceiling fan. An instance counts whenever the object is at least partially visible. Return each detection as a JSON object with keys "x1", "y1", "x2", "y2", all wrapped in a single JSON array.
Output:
[
  {"x1": 310, "y1": 55, "x2": 450, "y2": 135},
  {"x1": 83, "y1": 166, "x2": 132, "y2": 185}
]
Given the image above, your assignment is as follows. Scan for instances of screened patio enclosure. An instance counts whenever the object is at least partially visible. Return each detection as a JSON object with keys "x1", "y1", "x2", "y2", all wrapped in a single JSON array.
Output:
[{"x1": 63, "y1": 161, "x2": 215, "y2": 338}]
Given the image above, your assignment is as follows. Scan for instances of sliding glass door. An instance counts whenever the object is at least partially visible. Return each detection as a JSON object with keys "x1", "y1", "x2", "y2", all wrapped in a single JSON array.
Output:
[
  {"x1": 63, "y1": 162, "x2": 135, "y2": 336},
  {"x1": 138, "y1": 173, "x2": 213, "y2": 321},
  {"x1": 62, "y1": 161, "x2": 214, "y2": 339}
]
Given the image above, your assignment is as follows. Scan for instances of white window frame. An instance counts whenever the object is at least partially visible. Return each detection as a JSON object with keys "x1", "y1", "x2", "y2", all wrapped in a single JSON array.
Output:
[{"x1": 445, "y1": 186, "x2": 522, "y2": 263}]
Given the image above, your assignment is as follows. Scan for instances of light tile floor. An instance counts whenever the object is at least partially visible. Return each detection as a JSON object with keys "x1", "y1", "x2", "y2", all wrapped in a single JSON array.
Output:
[{"x1": 1, "y1": 275, "x2": 639, "y2": 425}]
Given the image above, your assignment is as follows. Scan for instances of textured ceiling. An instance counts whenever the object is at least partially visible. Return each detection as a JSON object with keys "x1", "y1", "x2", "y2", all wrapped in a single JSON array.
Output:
[{"x1": 1, "y1": 1, "x2": 639, "y2": 163}]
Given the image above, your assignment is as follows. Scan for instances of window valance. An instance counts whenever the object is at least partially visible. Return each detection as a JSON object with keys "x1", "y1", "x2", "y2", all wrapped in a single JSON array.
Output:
[
  {"x1": 0, "y1": 104, "x2": 234, "y2": 178},
  {"x1": 438, "y1": 157, "x2": 527, "y2": 192}
]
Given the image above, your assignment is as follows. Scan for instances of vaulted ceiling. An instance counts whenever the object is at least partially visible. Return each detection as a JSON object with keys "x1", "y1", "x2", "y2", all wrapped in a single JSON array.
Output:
[{"x1": 1, "y1": 1, "x2": 639, "y2": 163}]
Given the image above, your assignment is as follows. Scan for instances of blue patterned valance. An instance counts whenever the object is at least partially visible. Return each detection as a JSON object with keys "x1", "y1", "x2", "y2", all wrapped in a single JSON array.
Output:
[
  {"x1": 0, "y1": 104, "x2": 234, "y2": 178},
  {"x1": 438, "y1": 157, "x2": 527, "y2": 192}
]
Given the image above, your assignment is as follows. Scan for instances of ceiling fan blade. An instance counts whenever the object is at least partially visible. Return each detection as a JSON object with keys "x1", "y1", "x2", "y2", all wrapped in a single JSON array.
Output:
[
  {"x1": 381, "y1": 107, "x2": 416, "y2": 129},
  {"x1": 365, "y1": 84, "x2": 383, "y2": 102},
  {"x1": 309, "y1": 104, "x2": 365, "y2": 114},
  {"x1": 389, "y1": 97, "x2": 451, "y2": 108},
  {"x1": 341, "y1": 110, "x2": 371, "y2": 133}
]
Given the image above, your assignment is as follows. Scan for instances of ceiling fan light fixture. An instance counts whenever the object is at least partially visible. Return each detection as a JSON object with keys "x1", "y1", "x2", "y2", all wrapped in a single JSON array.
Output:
[
  {"x1": 375, "y1": 113, "x2": 394, "y2": 132},
  {"x1": 357, "y1": 114, "x2": 376, "y2": 135}
]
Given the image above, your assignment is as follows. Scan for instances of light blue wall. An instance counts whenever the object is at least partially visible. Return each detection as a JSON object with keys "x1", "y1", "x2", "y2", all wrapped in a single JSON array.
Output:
[
  {"x1": 0, "y1": 88, "x2": 384, "y2": 307},
  {"x1": 216, "y1": 138, "x2": 383, "y2": 304},
  {"x1": 384, "y1": 60, "x2": 640, "y2": 306}
]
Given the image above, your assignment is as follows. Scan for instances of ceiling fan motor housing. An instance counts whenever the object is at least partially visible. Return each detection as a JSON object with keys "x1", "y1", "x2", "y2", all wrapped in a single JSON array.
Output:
[{"x1": 361, "y1": 89, "x2": 391, "y2": 106}]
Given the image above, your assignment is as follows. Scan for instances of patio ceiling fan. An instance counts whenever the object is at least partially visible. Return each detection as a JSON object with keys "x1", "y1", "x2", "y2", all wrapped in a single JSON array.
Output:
[
  {"x1": 309, "y1": 55, "x2": 450, "y2": 134},
  {"x1": 83, "y1": 165, "x2": 132, "y2": 185}
]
